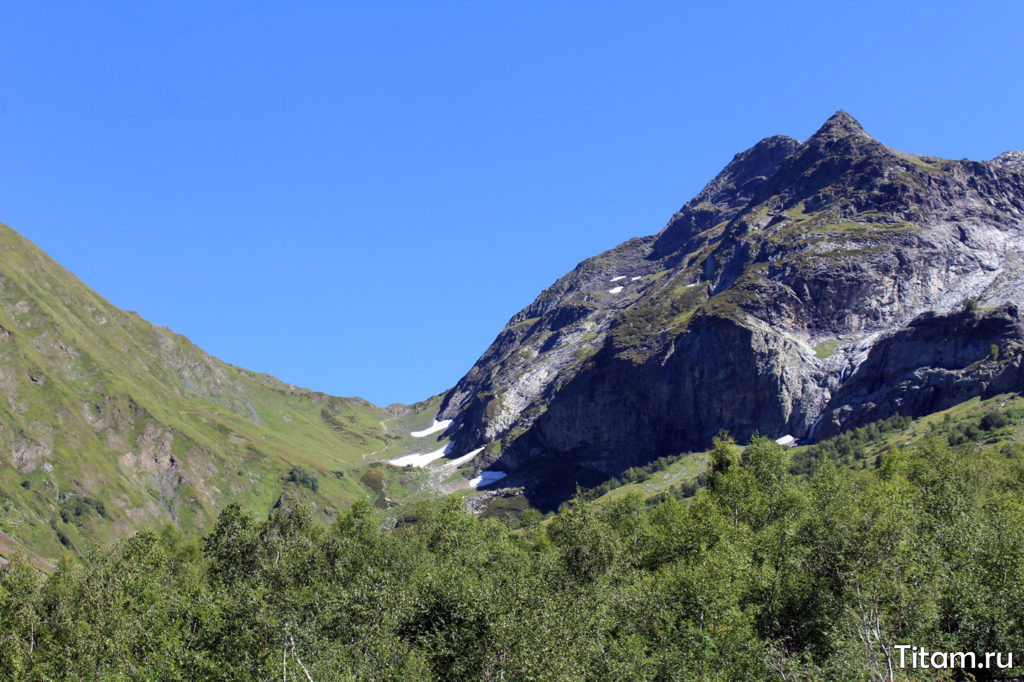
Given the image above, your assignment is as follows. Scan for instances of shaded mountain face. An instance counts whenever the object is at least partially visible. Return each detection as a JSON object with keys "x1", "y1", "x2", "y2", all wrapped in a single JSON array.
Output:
[
  {"x1": 0, "y1": 225, "x2": 410, "y2": 560},
  {"x1": 437, "y1": 111, "x2": 1024, "y2": 508}
]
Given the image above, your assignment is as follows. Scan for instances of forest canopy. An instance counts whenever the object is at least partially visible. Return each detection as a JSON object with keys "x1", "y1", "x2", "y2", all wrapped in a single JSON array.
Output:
[{"x1": 3, "y1": 435, "x2": 1024, "y2": 680}]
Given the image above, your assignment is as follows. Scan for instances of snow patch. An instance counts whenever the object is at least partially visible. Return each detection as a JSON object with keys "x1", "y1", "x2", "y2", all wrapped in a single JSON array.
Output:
[
  {"x1": 630, "y1": 276, "x2": 642, "y2": 281},
  {"x1": 445, "y1": 446, "x2": 485, "y2": 468},
  {"x1": 608, "y1": 286, "x2": 624, "y2": 294},
  {"x1": 469, "y1": 471, "x2": 507, "y2": 488},
  {"x1": 609, "y1": 275, "x2": 626, "y2": 282},
  {"x1": 390, "y1": 442, "x2": 454, "y2": 467},
  {"x1": 410, "y1": 419, "x2": 452, "y2": 438},
  {"x1": 775, "y1": 435, "x2": 797, "y2": 447}
]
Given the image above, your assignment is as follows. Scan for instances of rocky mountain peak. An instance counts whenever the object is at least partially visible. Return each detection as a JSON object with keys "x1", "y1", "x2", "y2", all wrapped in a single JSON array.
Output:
[
  {"x1": 806, "y1": 110, "x2": 870, "y2": 144},
  {"x1": 680, "y1": 134, "x2": 800, "y2": 213},
  {"x1": 992, "y1": 150, "x2": 1024, "y2": 172},
  {"x1": 435, "y1": 114, "x2": 1024, "y2": 509},
  {"x1": 652, "y1": 112, "x2": 887, "y2": 257}
]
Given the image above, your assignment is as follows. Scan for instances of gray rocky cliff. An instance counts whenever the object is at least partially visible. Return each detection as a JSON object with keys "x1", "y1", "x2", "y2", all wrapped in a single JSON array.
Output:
[
  {"x1": 992, "y1": 150, "x2": 1024, "y2": 173},
  {"x1": 435, "y1": 112, "x2": 1024, "y2": 508},
  {"x1": 812, "y1": 304, "x2": 1024, "y2": 439}
]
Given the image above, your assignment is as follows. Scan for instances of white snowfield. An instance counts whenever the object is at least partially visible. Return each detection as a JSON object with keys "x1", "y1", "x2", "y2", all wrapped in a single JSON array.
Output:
[
  {"x1": 390, "y1": 442, "x2": 454, "y2": 467},
  {"x1": 608, "y1": 286, "x2": 624, "y2": 294},
  {"x1": 470, "y1": 471, "x2": 507, "y2": 488},
  {"x1": 630, "y1": 276, "x2": 642, "y2": 281},
  {"x1": 410, "y1": 419, "x2": 452, "y2": 438},
  {"x1": 609, "y1": 275, "x2": 626, "y2": 282},
  {"x1": 775, "y1": 434, "x2": 796, "y2": 446},
  {"x1": 445, "y1": 446, "x2": 485, "y2": 468}
]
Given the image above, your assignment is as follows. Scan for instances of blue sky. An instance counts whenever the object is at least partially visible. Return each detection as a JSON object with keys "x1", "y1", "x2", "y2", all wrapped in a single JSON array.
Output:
[{"x1": 1, "y1": 2, "x2": 1022, "y2": 405}]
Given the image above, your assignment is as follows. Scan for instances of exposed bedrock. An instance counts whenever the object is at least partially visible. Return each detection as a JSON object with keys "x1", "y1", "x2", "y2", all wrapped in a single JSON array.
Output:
[
  {"x1": 813, "y1": 305, "x2": 1024, "y2": 439},
  {"x1": 435, "y1": 111, "x2": 1024, "y2": 507}
]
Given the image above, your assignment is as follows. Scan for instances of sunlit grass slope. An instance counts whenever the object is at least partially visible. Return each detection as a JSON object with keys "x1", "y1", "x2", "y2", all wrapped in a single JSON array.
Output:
[{"x1": 0, "y1": 223, "x2": 434, "y2": 562}]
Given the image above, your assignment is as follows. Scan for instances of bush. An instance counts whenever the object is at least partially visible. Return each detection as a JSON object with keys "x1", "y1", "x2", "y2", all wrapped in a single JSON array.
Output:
[
  {"x1": 60, "y1": 495, "x2": 106, "y2": 525},
  {"x1": 55, "y1": 527, "x2": 71, "y2": 548},
  {"x1": 286, "y1": 466, "x2": 318, "y2": 492},
  {"x1": 8, "y1": 438, "x2": 1024, "y2": 681},
  {"x1": 981, "y1": 410, "x2": 1009, "y2": 431},
  {"x1": 792, "y1": 413, "x2": 912, "y2": 474}
]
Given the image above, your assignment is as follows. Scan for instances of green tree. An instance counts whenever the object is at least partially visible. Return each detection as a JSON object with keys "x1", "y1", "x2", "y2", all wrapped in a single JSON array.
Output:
[{"x1": 0, "y1": 553, "x2": 41, "y2": 680}]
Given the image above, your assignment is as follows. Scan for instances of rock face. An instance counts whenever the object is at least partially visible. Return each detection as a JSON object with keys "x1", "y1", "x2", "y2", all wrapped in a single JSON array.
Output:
[
  {"x1": 993, "y1": 151, "x2": 1024, "y2": 173},
  {"x1": 436, "y1": 111, "x2": 1024, "y2": 508},
  {"x1": 812, "y1": 304, "x2": 1024, "y2": 438}
]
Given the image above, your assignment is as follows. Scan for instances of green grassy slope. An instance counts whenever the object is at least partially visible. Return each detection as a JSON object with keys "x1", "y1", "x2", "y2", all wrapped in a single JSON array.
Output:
[
  {"x1": 583, "y1": 392, "x2": 1024, "y2": 509},
  {"x1": 0, "y1": 223, "x2": 436, "y2": 562}
]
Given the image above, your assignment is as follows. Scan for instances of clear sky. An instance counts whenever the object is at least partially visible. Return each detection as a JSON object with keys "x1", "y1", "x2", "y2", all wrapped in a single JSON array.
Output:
[{"x1": 1, "y1": 2, "x2": 1022, "y2": 406}]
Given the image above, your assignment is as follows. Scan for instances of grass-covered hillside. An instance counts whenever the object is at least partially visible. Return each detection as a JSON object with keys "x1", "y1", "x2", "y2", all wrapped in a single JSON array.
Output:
[
  {"x1": 0, "y1": 222, "x2": 440, "y2": 563},
  {"x1": 580, "y1": 392, "x2": 1024, "y2": 510}
]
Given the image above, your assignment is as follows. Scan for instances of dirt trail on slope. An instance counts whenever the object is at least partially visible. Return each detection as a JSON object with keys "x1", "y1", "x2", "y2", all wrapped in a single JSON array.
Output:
[{"x1": 0, "y1": 530, "x2": 57, "y2": 571}]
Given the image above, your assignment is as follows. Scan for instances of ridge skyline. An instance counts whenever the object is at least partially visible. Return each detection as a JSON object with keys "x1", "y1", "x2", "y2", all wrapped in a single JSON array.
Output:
[
  {"x1": 6, "y1": 3, "x2": 1022, "y2": 407},
  {"x1": 5, "y1": 110, "x2": 1021, "y2": 409}
]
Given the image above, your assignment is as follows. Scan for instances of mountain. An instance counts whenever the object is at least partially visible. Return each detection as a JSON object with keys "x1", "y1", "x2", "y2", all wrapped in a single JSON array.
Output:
[
  {"x1": 436, "y1": 111, "x2": 1024, "y2": 508},
  {"x1": 5, "y1": 111, "x2": 1024, "y2": 552},
  {"x1": 0, "y1": 223, "x2": 440, "y2": 562}
]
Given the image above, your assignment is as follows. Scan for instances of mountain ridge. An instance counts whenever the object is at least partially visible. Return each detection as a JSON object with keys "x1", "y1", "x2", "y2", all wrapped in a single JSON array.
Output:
[
  {"x1": 0, "y1": 222, "x2": 444, "y2": 559},
  {"x1": 434, "y1": 112, "x2": 1024, "y2": 508},
  {"x1": 4, "y1": 111, "x2": 1024, "y2": 546}
]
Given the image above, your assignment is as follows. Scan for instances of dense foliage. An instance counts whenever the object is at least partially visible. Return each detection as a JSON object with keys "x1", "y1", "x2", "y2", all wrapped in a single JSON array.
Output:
[
  {"x1": 4, "y1": 435, "x2": 1024, "y2": 680},
  {"x1": 790, "y1": 413, "x2": 912, "y2": 474}
]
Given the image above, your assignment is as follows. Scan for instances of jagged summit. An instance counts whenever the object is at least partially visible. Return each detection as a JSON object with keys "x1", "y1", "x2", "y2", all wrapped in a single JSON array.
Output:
[
  {"x1": 435, "y1": 113, "x2": 1024, "y2": 509},
  {"x1": 807, "y1": 110, "x2": 869, "y2": 143},
  {"x1": 696, "y1": 111, "x2": 873, "y2": 211},
  {"x1": 707, "y1": 111, "x2": 873, "y2": 201},
  {"x1": 798, "y1": 110, "x2": 882, "y2": 162},
  {"x1": 992, "y1": 150, "x2": 1024, "y2": 172},
  {"x1": 652, "y1": 112, "x2": 891, "y2": 257}
]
